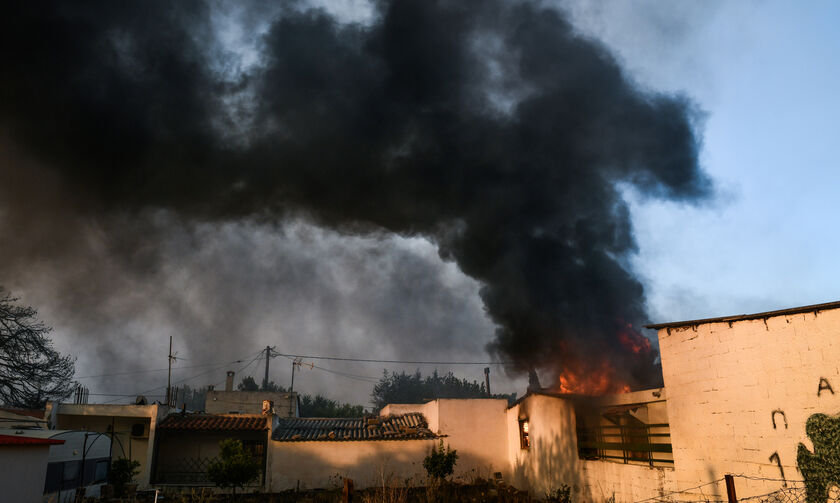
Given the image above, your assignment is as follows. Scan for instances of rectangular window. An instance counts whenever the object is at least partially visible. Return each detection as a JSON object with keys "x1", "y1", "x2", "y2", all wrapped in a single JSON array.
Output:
[
  {"x1": 519, "y1": 419, "x2": 530, "y2": 449},
  {"x1": 62, "y1": 461, "x2": 80, "y2": 481},
  {"x1": 575, "y1": 405, "x2": 673, "y2": 466},
  {"x1": 94, "y1": 460, "x2": 109, "y2": 484}
]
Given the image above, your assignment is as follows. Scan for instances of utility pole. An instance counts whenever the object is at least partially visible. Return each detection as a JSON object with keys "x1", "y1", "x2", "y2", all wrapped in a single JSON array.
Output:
[
  {"x1": 166, "y1": 336, "x2": 177, "y2": 406},
  {"x1": 263, "y1": 346, "x2": 272, "y2": 390},
  {"x1": 484, "y1": 367, "x2": 491, "y2": 397},
  {"x1": 289, "y1": 357, "x2": 302, "y2": 417},
  {"x1": 166, "y1": 336, "x2": 173, "y2": 406}
]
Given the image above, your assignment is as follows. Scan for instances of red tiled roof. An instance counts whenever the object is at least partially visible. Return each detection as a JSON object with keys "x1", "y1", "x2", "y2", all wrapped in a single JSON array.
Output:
[
  {"x1": 273, "y1": 413, "x2": 437, "y2": 442},
  {"x1": 0, "y1": 408, "x2": 45, "y2": 419},
  {"x1": 158, "y1": 414, "x2": 268, "y2": 431},
  {"x1": 0, "y1": 434, "x2": 65, "y2": 446}
]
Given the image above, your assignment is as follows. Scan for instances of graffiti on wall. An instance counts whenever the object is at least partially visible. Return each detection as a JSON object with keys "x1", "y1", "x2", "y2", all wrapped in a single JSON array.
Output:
[
  {"x1": 817, "y1": 378, "x2": 834, "y2": 397},
  {"x1": 797, "y1": 413, "x2": 840, "y2": 503},
  {"x1": 772, "y1": 410, "x2": 788, "y2": 430},
  {"x1": 766, "y1": 378, "x2": 840, "y2": 502}
]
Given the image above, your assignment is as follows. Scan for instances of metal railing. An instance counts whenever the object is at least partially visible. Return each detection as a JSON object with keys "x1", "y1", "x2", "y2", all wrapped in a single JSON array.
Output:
[{"x1": 576, "y1": 423, "x2": 673, "y2": 466}]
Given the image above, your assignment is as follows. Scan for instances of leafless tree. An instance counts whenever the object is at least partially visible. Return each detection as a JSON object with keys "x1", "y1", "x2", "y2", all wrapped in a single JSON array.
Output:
[{"x1": 0, "y1": 288, "x2": 75, "y2": 408}]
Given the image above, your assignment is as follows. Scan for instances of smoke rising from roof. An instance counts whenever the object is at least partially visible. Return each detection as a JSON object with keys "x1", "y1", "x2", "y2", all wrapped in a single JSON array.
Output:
[{"x1": 0, "y1": 0, "x2": 710, "y2": 393}]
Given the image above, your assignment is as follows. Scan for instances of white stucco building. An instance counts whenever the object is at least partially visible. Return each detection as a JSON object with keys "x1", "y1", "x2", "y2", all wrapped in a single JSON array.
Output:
[
  {"x1": 648, "y1": 299, "x2": 840, "y2": 501},
  {"x1": 0, "y1": 433, "x2": 64, "y2": 503},
  {"x1": 44, "y1": 401, "x2": 169, "y2": 489}
]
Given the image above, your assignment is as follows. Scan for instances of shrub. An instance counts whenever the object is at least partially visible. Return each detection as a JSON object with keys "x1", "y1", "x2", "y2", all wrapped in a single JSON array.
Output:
[
  {"x1": 423, "y1": 440, "x2": 458, "y2": 480},
  {"x1": 110, "y1": 458, "x2": 141, "y2": 497},
  {"x1": 206, "y1": 438, "x2": 261, "y2": 498},
  {"x1": 546, "y1": 484, "x2": 572, "y2": 503}
]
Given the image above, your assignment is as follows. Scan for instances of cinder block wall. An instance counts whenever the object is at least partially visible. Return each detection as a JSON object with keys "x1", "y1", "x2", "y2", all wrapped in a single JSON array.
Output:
[{"x1": 657, "y1": 308, "x2": 840, "y2": 499}]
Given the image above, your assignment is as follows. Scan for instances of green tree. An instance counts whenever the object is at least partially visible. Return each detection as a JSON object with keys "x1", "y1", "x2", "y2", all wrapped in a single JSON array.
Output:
[
  {"x1": 0, "y1": 288, "x2": 75, "y2": 408},
  {"x1": 299, "y1": 394, "x2": 365, "y2": 417},
  {"x1": 238, "y1": 375, "x2": 285, "y2": 392},
  {"x1": 371, "y1": 370, "x2": 516, "y2": 410},
  {"x1": 207, "y1": 438, "x2": 261, "y2": 499},
  {"x1": 238, "y1": 376, "x2": 364, "y2": 417},
  {"x1": 423, "y1": 440, "x2": 458, "y2": 480},
  {"x1": 237, "y1": 376, "x2": 259, "y2": 391}
]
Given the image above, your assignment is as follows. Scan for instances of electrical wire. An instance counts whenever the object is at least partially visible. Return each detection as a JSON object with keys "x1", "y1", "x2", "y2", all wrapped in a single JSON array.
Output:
[
  {"x1": 274, "y1": 351, "x2": 511, "y2": 366},
  {"x1": 276, "y1": 353, "x2": 379, "y2": 383},
  {"x1": 99, "y1": 351, "x2": 263, "y2": 404},
  {"x1": 83, "y1": 346, "x2": 508, "y2": 402},
  {"x1": 75, "y1": 360, "x2": 231, "y2": 379}
]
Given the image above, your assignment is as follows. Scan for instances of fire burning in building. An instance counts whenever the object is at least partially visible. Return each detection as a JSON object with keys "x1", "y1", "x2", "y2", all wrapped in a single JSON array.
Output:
[{"x1": 549, "y1": 325, "x2": 655, "y2": 395}]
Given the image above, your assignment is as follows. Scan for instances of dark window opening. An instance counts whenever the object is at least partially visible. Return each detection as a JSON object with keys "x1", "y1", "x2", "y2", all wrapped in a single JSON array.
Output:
[
  {"x1": 575, "y1": 405, "x2": 673, "y2": 466},
  {"x1": 93, "y1": 460, "x2": 109, "y2": 484}
]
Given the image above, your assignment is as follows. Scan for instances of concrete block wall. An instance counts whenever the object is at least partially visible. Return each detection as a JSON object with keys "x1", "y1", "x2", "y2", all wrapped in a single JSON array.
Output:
[
  {"x1": 657, "y1": 307, "x2": 840, "y2": 499},
  {"x1": 580, "y1": 461, "x2": 675, "y2": 503}
]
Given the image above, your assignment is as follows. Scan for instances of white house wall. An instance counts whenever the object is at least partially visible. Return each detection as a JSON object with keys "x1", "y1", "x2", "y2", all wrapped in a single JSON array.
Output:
[
  {"x1": 507, "y1": 394, "x2": 580, "y2": 497},
  {"x1": 381, "y1": 399, "x2": 511, "y2": 482},
  {"x1": 49, "y1": 403, "x2": 166, "y2": 489},
  {"x1": 268, "y1": 439, "x2": 435, "y2": 491},
  {"x1": 506, "y1": 393, "x2": 675, "y2": 503},
  {"x1": 657, "y1": 307, "x2": 840, "y2": 500},
  {"x1": 0, "y1": 446, "x2": 51, "y2": 503}
]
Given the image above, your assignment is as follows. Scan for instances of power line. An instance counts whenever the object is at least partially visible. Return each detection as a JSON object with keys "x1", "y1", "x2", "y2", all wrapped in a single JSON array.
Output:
[
  {"x1": 275, "y1": 353, "x2": 379, "y2": 383},
  {"x1": 101, "y1": 351, "x2": 263, "y2": 404},
  {"x1": 274, "y1": 351, "x2": 512, "y2": 366},
  {"x1": 75, "y1": 360, "x2": 250, "y2": 379},
  {"x1": 75, "y1": 351, "x2": 509, "y2": 381}
]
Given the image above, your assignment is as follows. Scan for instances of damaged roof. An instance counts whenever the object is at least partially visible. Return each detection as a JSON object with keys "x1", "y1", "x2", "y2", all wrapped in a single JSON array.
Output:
[
  {"x1": 645, "y1": 300, "x2": 840, "y2": 330},
  {"x1": 272, "y1": 413, "x2": 437, "y2": 442},
  {"x1": 158, "y1": 414, "x2": 268, "y2": 431}
]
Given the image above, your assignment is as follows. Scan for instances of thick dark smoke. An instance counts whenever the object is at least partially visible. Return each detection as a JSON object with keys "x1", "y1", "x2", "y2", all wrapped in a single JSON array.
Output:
[{"x1": 0, "y1": 0, "x2": 710, "y2": 392}]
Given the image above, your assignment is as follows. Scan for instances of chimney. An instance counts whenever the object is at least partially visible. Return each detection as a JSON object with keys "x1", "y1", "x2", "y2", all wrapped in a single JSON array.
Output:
[{"x1": 225, "y1": 371, "x2": 235, "y2": 392}]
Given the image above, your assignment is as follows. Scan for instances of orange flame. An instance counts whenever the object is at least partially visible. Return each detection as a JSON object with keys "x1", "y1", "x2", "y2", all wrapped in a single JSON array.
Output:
[
  {"x1": 555, "y1": 363, "x2": 631, "y2": 395},
  {"x1": 551, "y1": 324, "x2": 652, "y2": 395}
]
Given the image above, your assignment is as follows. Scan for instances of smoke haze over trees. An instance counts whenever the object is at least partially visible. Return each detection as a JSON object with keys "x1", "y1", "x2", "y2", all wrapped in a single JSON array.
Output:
[
  {"x1": 0, "y1": 0, "x2": 711, "y2": 397},
  {"x1": 372, "y1": 370, "x2": 515, "y2": 410},
  {"x1": 238, "y1": 375, "x2": 365, "y2": 417}
]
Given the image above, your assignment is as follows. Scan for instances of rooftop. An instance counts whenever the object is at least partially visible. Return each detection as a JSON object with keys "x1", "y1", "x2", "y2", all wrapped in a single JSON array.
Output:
[
  {"x1": 0, "y1": 408, "x2": 45, "y2": 419},
  {"x1": 273, "y1": 413, "x2": 437, "y2": 442},
  {"x1": 645, "y1": 300, "x2": 840, "y2": 330},
  {"x1": 158, "y1": 414, "x2": 268, "y2": 431}
]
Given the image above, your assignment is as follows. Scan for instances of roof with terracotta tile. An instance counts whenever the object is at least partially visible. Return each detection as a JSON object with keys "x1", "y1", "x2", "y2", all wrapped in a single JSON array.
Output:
[
  {"x1": 0, "y1": 408, "x2": 45, "y2": 419},
  {"x1": 0, "y1": 434, "x2": 65, "y2": 446},
  {"x1": 272, "y1": 412, "x2": 437, "y2": 442},
  {"x1": 158, "y1": 414, "x2": 268, "y2": 431}
]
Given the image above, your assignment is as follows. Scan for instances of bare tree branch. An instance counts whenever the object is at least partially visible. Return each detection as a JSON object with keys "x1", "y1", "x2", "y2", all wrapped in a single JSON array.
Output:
[{"x1": 0, "y1": 287, "x2": 75, "y2": 408}]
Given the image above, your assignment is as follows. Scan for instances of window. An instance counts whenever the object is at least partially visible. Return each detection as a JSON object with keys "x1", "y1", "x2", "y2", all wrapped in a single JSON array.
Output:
[
  {"x1": 93, "y1": 460, "x2": 109, "y2": 484},
  {"x1": 62, "y1": 461, "x2": 80, "y2": 482},
  {"x1": 519, "y1": 419, "x2": 530, "y2": 449},
  {"x1": 575, "y1": 404, "x2": 673, "y2": 466}
]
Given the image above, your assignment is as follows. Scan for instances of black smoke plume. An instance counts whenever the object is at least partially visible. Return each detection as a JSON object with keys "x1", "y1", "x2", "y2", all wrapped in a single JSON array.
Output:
[{"x1": 0, "y1": 0, "x2": 710, "y2": 391}]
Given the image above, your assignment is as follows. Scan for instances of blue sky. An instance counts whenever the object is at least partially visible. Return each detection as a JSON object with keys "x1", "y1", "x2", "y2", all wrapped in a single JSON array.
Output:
[{"x1": 562, "y1": 1, "x2": 840, "y2": 324}]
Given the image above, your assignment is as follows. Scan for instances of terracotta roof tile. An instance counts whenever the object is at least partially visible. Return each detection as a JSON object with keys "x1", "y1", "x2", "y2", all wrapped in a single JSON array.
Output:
[
  {"x1": 273, "y1": 412, "x2": 437, "y2": 442},
  {"x1": 0, "y1": 434, "x2": 64, "y2": 446},
  {"x1": 0, "y1": 408, "x2": 45, "y2": 419},
  {"x1": 158, "y1": 414, "x2": 268, "y2": 431}
]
